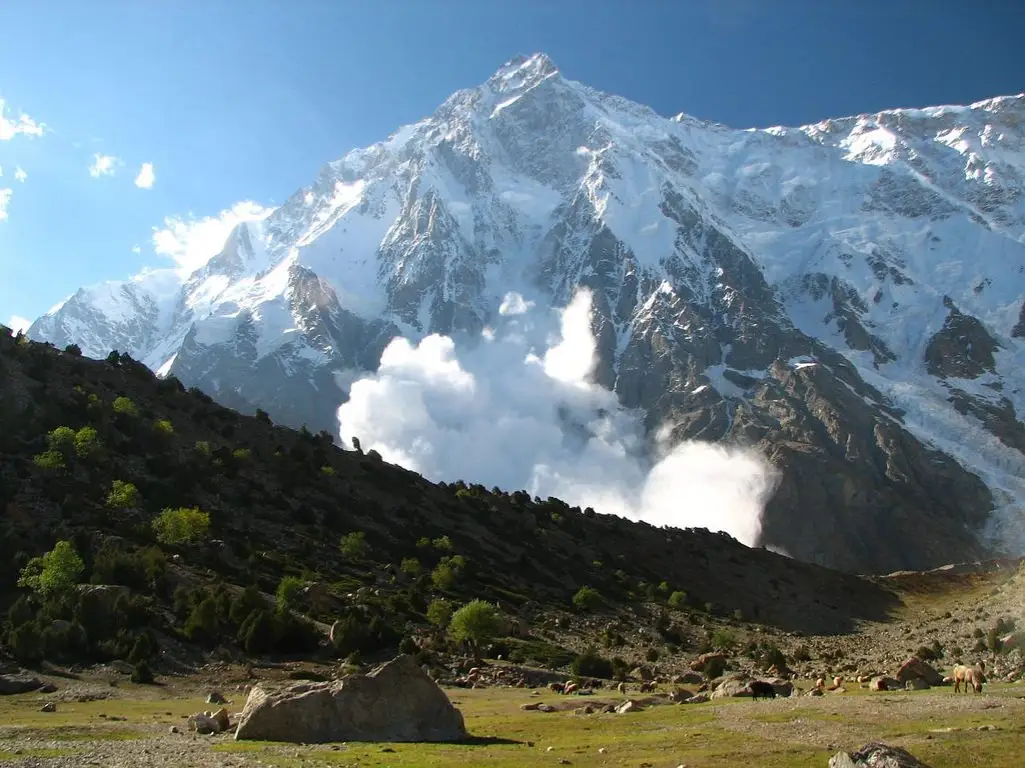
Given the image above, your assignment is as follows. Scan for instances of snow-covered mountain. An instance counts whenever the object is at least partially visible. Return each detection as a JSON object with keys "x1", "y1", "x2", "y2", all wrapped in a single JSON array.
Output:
[{"x1": 27, "y1": 54, "x2": 1025, "y2": 574}]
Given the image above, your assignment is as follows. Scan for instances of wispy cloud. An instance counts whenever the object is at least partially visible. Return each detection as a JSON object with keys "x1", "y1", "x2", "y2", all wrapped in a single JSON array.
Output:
[
  {"x1": 88, "y1": 153, "x2": 119, "y2": 178},
  {"x1": 13, "y1": 167, "x2": 27, "y2": 183},
  {"x1": 0, "y1": 99, "x2": 44, "y2": 141},
  {"x1": 134, "y1": 162, "x2": 155, "y2": 189},
  {"x1": 0, "y1": 188, "x2": 12, "y2": 221},
  {"x1": 152, "y1": 201, "x2": 273, "y2": 274},
  {"x1": 131, "y1": 244, "x2": 142, "y2": 255},
  {"x1": 6, "y1": 315, "x2": 31, "y2": 334}
]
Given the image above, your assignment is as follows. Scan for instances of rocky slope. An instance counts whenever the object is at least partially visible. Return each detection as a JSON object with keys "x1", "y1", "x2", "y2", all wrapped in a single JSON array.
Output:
[{"x1": 24, "y1": 54, "x2": 1025, "y2": 573}]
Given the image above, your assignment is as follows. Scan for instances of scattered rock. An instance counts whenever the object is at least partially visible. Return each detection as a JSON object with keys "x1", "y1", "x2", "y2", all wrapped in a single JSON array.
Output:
[
  {"x1": 870, "y1": 676, "x2": 902, "y2": 692},
  {"x1": 689, "y1": 653, "x2": 725, "y2": 673},
  {"x1": 234, "y1": 655, "x2": 467, "y2": 743},
  {"x1": 206, "y1": 691, "x2": 227, "y2": 705},
  {"x1": 188, "y1": 712, "x2": 220, "y2": 735},
  {"x1": 38, "y1": 683, "x2": 57, "y2": 694},
  {"x1": 615, "y1": 700, "x2": 638, "y2": 714},
  {"x1": 39, "y1": 702, "x2": 56, "y2": 713},
  {"x1": 212, "y1": 707, "x2": 231, "y2": 733},
  {"x1": 829, "y1": 741, "x2": 933, "y2": 767},
  {"x1": 169, "y1": 726, "x2": 180, "y2": 734},
  {"x1": 905, "y1": 678, "x2": 930, "y2": 691},
  {"x1": 630, "y1": 667, "x2": 653, "y2": 681},
  {"x1": 685, "y1": 693, "x2": 710, "y2": 704},
  {"x1": 710, "y1": 679, "x2": 753, "y2": 699},
  {"x1": 806, "y1": 688, "x2": 825, "y2": 697}
]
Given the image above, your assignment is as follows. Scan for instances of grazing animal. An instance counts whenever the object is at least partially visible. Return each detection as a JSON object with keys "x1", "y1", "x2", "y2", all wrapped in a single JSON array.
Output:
[
  {"x1": 833, "y1": 676, "x2": 843, "y2": 688},
  {"x1": 549, "y1": 682, "x2": 565, "y2": 694},
  {"x1": 564, "y1": 682, "x2": 579, "y2": 695},
  {"x1": 953, "y1": 662, "x2": 986, "y2": 693},
  {"x1": 639, "y1": 681, "x2": 656, "y2": 693},
  {"x1": 616, "y1": 682, "x2": 627, "y2": 695},
  {"x1": 749, "y1": 680, "x2": 776, "y2": 700},
  {"x1": 815, "y1": 677, "x2": 825, "y2": 690}
]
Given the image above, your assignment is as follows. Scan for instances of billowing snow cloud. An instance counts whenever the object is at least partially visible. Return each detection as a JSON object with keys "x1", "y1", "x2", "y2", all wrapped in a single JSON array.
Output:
[
  {"x1": 88, "y1": 153, "x2": 119, "y2": 178},
  {"x1": 6, "y1": 315, "x2": 31, "y2": 333},
  {"x1": 152, "y1": 200, "x2": 272, "y2": 275},
  {"x1": 498, "y1": 291, "x2": 535, "y2": 316},
  {"x1": 0, "y1": 188, "x2": 12, "y2": 221},
  {"x1": 0, "y1": 100, "x2": 44, "y2": 141},
  {"x1": 13, "y1": 167, "x2": 27, "y2": 183},
  {"x1": 134, "y1": 162, "x2": 155, "y2": 189},
  {"x1": 337, "y1": 289, "x2": 779, "y2": 546}
]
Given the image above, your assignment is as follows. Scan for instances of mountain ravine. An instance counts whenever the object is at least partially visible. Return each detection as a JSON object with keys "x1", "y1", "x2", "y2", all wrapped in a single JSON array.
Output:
[{"x1": 26, "y1": 54, "x2": 1025, "y2": 574}]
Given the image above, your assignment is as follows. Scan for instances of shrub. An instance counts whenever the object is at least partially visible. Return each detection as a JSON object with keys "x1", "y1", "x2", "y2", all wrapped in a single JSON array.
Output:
[
  {"x1": 107, "y1": 480, "x2": 141, "y2": 510},
  {"x1": 792, "y1": 644, "x2": 812, "y2": 662},
  {"x1": 987, "y1": 628, "x2": 1002, "y2": 653},
  {"x1": 426, "y1": 598, "x2": 453, "y2": 629},
  {"x1": 240, "y1": 609, "x2": 276, "y2": 655},
  {"x1": 194, "y1": 441, "x2": 212, "y2": 457},
  {"x1": 761, "y1": 645, "x2": 787, "y2": 670},
  {"x1": 17, "y1": 540, "x2": 85, "y2": 596},
  {"x1": 184, "y1": 597, "x2": 220, "y2": 645},
  {"x1": 572, "y1": 586, "x2": 603, "y2": 611},
  {"x1": 232, "y1": 448, "x2": 251, "y2": 461},
  {"x1": 339, "y1": 531, "x2": 370, "y2": 560},
  {"x1": 64, "y1": 343, "x2": 82, "y2": 356},
  {"x1": 399, "y1": 636, "x2": 419, "y2": 655},
  {"x1": 320, "y1": 465, "x2": 335, "y2": 477},
  {"x1": 645, "y1": 647, "x2": 660, "y2": 663},
  {"x1": 572, "y1": 647, "x2": 613, "y2": 679},
  {"x1": 113, "y1": 396, "x2": 138, "y2": 416},
  {"x1": 668, "y1": 590, "x2": 688, "y2": 609},
  {"x1": 431, "y1": 562, "x2": 457, "y2": 591},
  {"x1": 73, "y1": 426, "x2": 102, "y2": 459},
  {"x1": 255, "y1": 408, "x2": 272, "y2": 424},
  {"x1": 432, "y1": 535, "x2": 453, "y2": 551},
  {"x1": 276, "y1": 576, "x2": 304, "y2": 612},
  {"x1": 153, "y1": 507, "x2": 210, "y2": 546},
  {"x1": 8, "y1": 622, "x2": 44, "y2": 664},
  {"x1": 449, "y1": 599, "x2": 502, "y2": 661},
  {"x1": 154, "y1": 419, "x2": 175, "y2": 436},
  {"x1": 33, "y1": 450, "x2": 66, "y2": 472},
  {"x1": 128, "y1": 634, "x2": 153, "y2": 665},
  {"x1": 711, "y1": 629, "x2": 736, "y2": 651},
  {"x1": 400, "y1": 558, "x2": 422, "y2": 576},
  {"x1": 131, "y1": 662, "x2": 155, "y2": 684}
]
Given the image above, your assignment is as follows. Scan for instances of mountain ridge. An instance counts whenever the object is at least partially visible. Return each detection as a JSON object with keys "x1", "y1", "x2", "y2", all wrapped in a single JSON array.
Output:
[{"x1": 25, "y1": 53, "x2": 1025, "y2": 574}]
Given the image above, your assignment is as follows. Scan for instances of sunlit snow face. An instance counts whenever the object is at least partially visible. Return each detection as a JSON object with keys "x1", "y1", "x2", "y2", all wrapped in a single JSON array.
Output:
[{"x1": 337, "y1": 288, "x2": 779, "y2": 546}]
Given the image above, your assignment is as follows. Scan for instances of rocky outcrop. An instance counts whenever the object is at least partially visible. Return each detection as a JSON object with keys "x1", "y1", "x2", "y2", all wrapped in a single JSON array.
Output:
[
  {"x1": 924, "y1": 300, "x2": 999, "y2": 379},
  {"x1": 0, "y1": 673, "x2": 44, "y2": 695},
  {"x1": 234, "y1": 655, "x2": 467, "y2": 743},
  {"x1": 895, "y1": 657, "x2": 944, "y2": 687},
  {"x1": 829, "y1": 742, "x2": 933, "y2": 768}
]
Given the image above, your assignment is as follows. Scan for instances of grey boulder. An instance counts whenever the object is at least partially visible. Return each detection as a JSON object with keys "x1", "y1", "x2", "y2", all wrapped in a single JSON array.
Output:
[{"x1": 234, "y1": 654, "x2": 467, "y2": 743}]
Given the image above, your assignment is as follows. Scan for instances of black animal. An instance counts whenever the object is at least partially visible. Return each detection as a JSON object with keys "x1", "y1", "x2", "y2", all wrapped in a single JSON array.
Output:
[{"x1": 749, "y1": 680, "x2": 777, "y2": 700}]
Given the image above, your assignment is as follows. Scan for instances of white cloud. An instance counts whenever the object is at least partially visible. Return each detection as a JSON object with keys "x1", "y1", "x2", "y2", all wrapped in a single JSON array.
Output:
[
  {"x1": 13, "y1": 167, "x2": 27, "y2": 183},
  {"x1": 88, "y1": 153, "x2": 119, "y2": 178},
  {"x1": 337, "y1": 289, "x2": 780, "y2": 547},
  {"x1": 498, "y1": 291, "x2": 535, "y2": 316},
  {"x1": 0, "y1": 188, "x2": 11, "y2": 221},
  {"x1": 152, "y1": 200, "x2": 273, "y2": 274},
  {"x1": 134, "y1": 162, "x2": 155, "y2": 189},
  {"x1": 0, "y1": 99, "x2": 44, "y2": 141},
  {"x1": 7, "y1": 315, "x2": 31, "y2": 333},
  {"x1": 131, "y1": 244, "x2": 141, "y2": 255}
]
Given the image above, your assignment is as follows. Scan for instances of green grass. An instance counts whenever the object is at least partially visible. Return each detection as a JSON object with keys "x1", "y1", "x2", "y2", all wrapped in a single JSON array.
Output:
[{"x1": 0, "y1": 748, "x2": 78, "y2": 762}]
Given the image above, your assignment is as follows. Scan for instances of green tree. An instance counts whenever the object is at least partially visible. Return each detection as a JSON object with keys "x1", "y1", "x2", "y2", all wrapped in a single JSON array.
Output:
[
  {"x1": 276, "y1": 576, "x2": 304, "y2": 612},
  {"x1": 400, "y1": 557, "x2": 422, "y2": 576},
  {"x1": 572, "y1": 586, "x2": 603, "y2": 611},
  {"x1": 107, "y1": 480, "x2": 141, "y2": 510},
  {"x1": 572, "y1": 647, "x2": 613, "y2": 679},
  {"x1": 46, "y1": 426, "x2": 76, "y2": 455},
  {"x1": 154, "y1": 419, "x2": 175, "y2": 436},
  {"x1": 449, "y1": 599, "x2": 502, "y2": 662},
  {"x1": 152, "y1": 507, "x2": 211, "y2": 546},
  {"x1": 339, "y1": 531, "x2": 370, "y2": 559},
  {"x1": 73, "y1": 426, "x2": 102, "y2": 459},
  {"x1": 668, "y1": 590, "x2": 688, "y2": 609},
  {"x1": 17, "y1": 540, "x2": 85, "y2": 596},
  {"x1": 431, "y1": 562, "x2": 457, "y2": 591},
  {"x1": 32, "y1": 450, "x2": 66, "y2": 472},
  {"x1": 113, "y1": 396, "x2": 138, "y2": 416},
  {"x1": 426, "y1": 598, "x2": 454, "y2": 630}
]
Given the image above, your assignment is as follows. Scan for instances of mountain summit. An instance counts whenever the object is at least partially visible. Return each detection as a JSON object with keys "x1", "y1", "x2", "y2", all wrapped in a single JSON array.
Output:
[{"x1": 27, "y1": 55, "x2": 1025, "y2": 573}]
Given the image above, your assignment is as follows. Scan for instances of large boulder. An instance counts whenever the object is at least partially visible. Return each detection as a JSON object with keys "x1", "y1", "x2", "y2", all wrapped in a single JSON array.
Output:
[
  {"x1": 829, "y1": 741, "x2": 933, "y2": 767},
  {"x1": 895, "y1": 658, "x2": 943, "y2": 687},
  {"x1": 0, "y1": 673, "x2": 44, "y2": 695},
  {"x1": 870, "y1": 676, "x2": 902, "y2": 692},
  {"x1": 710, "y1": 678, "x2": 753, "y2": 699},
  {"x1": 234, "y1": 655, "x2": 467, "y2": 743},
  {"x1": 689, "y1": 653, "x2": 726, "y2": 673}
]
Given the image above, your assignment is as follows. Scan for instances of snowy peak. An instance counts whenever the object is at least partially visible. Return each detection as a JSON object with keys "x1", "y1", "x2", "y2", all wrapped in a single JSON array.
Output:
[{"x1": 24, "y1": 54, "x2": 1025, "y2": 573}]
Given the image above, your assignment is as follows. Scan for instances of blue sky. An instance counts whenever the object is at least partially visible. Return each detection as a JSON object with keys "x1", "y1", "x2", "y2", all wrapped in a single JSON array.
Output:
[{"x1": 1, "y1": 0, "x2": 1023, "y2": 330}]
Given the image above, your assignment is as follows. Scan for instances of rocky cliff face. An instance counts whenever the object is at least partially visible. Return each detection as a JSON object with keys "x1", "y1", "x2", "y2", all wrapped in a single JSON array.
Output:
[{"x1": 26, "y1": 54, "x2": 1025, "y2": 573}]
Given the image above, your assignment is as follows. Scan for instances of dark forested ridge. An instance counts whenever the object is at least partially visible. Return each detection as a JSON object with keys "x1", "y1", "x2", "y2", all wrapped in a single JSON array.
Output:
[{"x1": 0, "y1": 327, "x2": 897, "y2": 674}]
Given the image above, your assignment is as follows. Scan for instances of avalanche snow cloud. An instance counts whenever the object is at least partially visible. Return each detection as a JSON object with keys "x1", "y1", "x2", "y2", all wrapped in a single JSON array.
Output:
[{"x1": 337, "y1": 290, "x2": 780, "y2": 546}]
